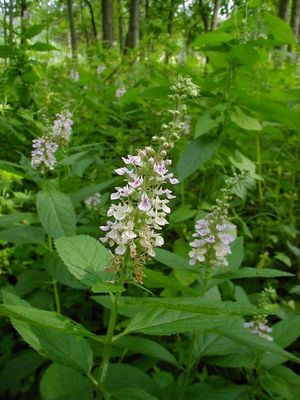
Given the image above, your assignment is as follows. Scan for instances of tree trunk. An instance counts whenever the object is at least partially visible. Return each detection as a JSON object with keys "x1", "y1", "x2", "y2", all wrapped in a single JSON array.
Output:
[
  {"x1": 20, "y1": 0, "x2": 27, "y2": 45},
  {"x1": 67, "y1": 0, "x2": 77, "y2": 58},
  {"x1": 84, "y1": 0, "x2": 97, "y2": 39},
  {"x1": 125, "y1": 0, "x2": 139, "y2": 51},
  {"x1": 102, "y1": 0, "x2": 114, "y2": 48},
  {"x1": 117, "y1": 0, "x2": 124, "y2": 53},
  {"x1": 290, "y1": 0, "x2": 300, "y2": 41},
  {"x1": 211, "y1": 0, "x2": 221, "y2": 31},
  {"x1": 9, "y1": 0, "x2": 14, "y2": 45},
  {"x1": 278, "y1": 0, "x2": 290, "y2": 22},
  {"x1": 164, "y1": 0, "x2": 175, "y2": 64},
  {"x1": 80, "y1": 0, "x2": 90, "y2": 48},
  {"x1": 198, "y1": 0, "x2": 208, "y2": 32}
]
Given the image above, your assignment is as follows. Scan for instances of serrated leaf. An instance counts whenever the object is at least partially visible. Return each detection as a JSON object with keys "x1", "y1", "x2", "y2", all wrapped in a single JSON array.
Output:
[
  {"x1": 120, "y1": 297, "x2": 257, "y2": 316},
  {"x1": 125, "y1": 308, "x2": 239, "y2": 336},
  {"x1": 36, "y1": 190, "x2": 76, "y2": 239},
  {"x1": 55, "y1": 235, "x2": 111, "y2": 286},
  {"x1": 0, "y1": 303, "x2": 99, "y2": 341}
]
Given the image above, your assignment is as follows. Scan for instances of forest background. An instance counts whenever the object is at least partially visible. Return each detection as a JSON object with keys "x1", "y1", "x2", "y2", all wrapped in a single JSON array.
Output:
[{"x1": 0, "y1": 0, "x2": 300, "y2": 399}]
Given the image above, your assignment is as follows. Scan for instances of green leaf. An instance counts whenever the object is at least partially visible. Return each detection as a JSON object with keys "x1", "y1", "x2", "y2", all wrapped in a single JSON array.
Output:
[
  {"x1": 68, "y1": 179, "x2": 118, "y2": 207},
  {"x1": 154, "y1": 248, "x2": 191, "y2": 270},
  {"x1": 169, "y1": 206, "x2": 197, "y2": 223},
  {"x1": 24, "y1": 24, "x2": 44, "y2": 39},
  {"x1": 0, "y1": 303, "x2": 98, "y2": 341},
  {"x1": 91, "y1": 282, "x2": 125, "y2": 293},
  {"x1": 194, "y1": 114, "x2": 223, "y2": 138},
  {"x1": 221, "y1": 322, "x2": 300, "y2": 363},
  {"x1": 36, "y1": 190, "x2": 76, "y2": 239},
  {"x1": 0, "y1": 350, "x2": 44, "y2": 394},
  {"x1": 2, "y1": 291, "x2": 93, "y2": 373},
  {"x1": 30, "y1": 42, "x2": 58, "y2": 51},
  {"x1": 264, "y1": 13, "x2": 294, "y2": 44},
  {"x1": 214, "y1": 267, "x2": 293, "y2": 280},
  {"x1": 106, "y1": 363, "x2": 160, "y2": 397},
  {"x1": 231, "y1": 107, "x2": 262, "y2": 131},
  {"x1": 115, "y1": 336, "x2": 179, "y2": 367},
  {"x1": 227, "y1": 237, "x2": 244, "y2": 270},
  {"x1": 111, "y1": 388, "x2": 158, "y2": 400},
  {"x1": 40, "y1": 363, "x2": 93, "y2": 400},
  {"x1": 177, "y1": 135, "x2": 219, "y2": 180},
  {"x1": 143, "y1": 267, "x2": 199, "y2": 295},
  {"x1": 0, "y1": 45, "x2": 14, "y2": 58},
  {"x1": 0, "y1": 226, "x2": 45, "y2": 244},
  {"x1": 125, "y1": 308, "x2": 240, "y2": 336},
  {"x1": 0, "y1": 212, "x2": 38, "y2": 228},
  {"x1": 44, "y1": 252, "x2": 88, "y2": 290},
  {"x1": 55, "y1": 235, "x2": 111, "y2": 287},
  {"x1": 186, "y1": 382, "x2": 248, "y2": 400},
  {"x1": 120, "y1": 297, "x2": 257, "y2": 316},
  {"x1": 192, "y1": 32, "x2": 234, "y2": 46}
]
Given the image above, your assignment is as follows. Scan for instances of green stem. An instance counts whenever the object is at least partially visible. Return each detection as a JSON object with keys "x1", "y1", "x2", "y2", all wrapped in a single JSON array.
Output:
[
  {"x1": 178, "y1": 333, "x2": 197, "y2": 400},
  {"x1": 179, "y1": 267, "x2": 210, "y2": 399},
  {"x1": 97, "y1": 291, "x2": 121, "y2": 400},
  {"x1": 256, "y1": 131, "x2": 263, "y2": 205},
  {"x1": 53, "y1": 280, "x2": 61, "y2": 314},
  {"x1": 48, "y1": 236, "x2": 61, "y2": 314}
]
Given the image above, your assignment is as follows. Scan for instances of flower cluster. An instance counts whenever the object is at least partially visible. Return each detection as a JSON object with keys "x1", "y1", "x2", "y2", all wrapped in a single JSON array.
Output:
[
  {"x1": 244, "y1": 318, "x2": 272, "y2": 341},
  {"x1": 70, "y1": 69, "x2": 79, "y2": 81},
  {"x1": 31, "y1": 109, "x2": 73, "y2": 172},
  {"x1": 52, "y1": 110, "x2": 73, "y2": 145},
  {"x1": 244, "y1": 287, "x2": 276, "y2": 341},
  {"x1": 85, "y1": 193, "x2": 101, "y2": 210},
  {"x1": 97, "y1": 65, "x2": 106, "y2": 74},
  {"x1": 31, "y1": 137, "x2": 58, "y2": 171},
  {"x1": 189, "y1": 173, "x2": 246, "y2": 269},
  {"x1": 115, "y1": 87, "x2": 126, "y2": 98},
  {"x1": 100, "y1": 76, "x2": 200, "y2": 282}
]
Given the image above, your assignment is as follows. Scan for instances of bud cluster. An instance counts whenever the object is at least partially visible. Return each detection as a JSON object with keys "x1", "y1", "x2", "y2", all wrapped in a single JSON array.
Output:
[
  {"x1": 100, "y1": 77, "x2": 200, "y2": 283},
  {"x1": 244, "y1": 287, "x2": 276, "y2": 341}
]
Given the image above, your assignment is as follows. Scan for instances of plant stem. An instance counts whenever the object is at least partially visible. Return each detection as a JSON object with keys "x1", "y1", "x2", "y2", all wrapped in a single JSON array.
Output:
[
  {"x1": 47, "y1": 235, "x2": 61, "y2": 314},
  {"x1": 53, "y1": 280, "x2": 61, "y2": 314},
  {"x1": 97, "y1": 291, "x2": 121, "y2": 400}
]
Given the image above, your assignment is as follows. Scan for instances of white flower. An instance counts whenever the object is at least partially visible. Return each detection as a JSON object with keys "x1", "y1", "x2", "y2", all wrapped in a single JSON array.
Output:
[
  {"x1": 51, "y1": 110, "x2": 73, "y2": 144},
  {"x1": 138, "y1": 193, "x2": 152, "y2": 211},
  {"x1": 97, "y1": 65, "x2": 106, "y2": 74},
  {"x1": 85, "y1": 193, "x2": 101, "y2": 210},
  {"x1": 116, "y1": 87, "x2": 126, "y2": 98},
  {"x1": 31, "y1": 137, "x2": 58, "y2": 171},
  {"x1": 70, "y1": 69, "x2": 79, "y2": 81}
]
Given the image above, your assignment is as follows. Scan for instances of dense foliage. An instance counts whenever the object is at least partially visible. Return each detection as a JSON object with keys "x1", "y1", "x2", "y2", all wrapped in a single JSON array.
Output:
[{"x1": 0, "y1": 0, "x2": 300, "y2": 399}]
